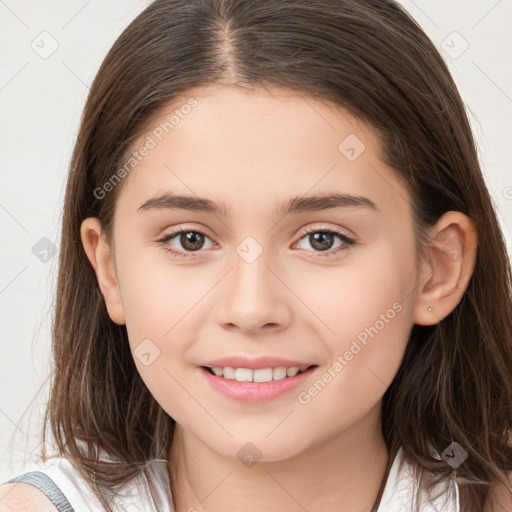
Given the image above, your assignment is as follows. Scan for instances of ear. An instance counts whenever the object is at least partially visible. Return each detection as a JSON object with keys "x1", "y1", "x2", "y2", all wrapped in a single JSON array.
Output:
[
  {"x1": 413, "y1": 211, "x2": 478, "y2": 326},
  {"x1": 80, "y1": 217, "x2": 126, "y2": 325}
]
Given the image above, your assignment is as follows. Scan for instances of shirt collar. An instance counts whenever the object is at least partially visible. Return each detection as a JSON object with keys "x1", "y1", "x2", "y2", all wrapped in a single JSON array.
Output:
[{"x1": 377, "y1": 446, "x2": 460, "y2": 512}]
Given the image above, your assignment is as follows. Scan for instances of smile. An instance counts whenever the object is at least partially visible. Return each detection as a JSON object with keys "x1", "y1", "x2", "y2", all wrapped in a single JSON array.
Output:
[{"x1": 198, "y1": 364, "x2": 319, "y2": 403}]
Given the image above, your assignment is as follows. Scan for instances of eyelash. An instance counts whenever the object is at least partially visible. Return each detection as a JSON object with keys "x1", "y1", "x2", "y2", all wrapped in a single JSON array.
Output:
[{"x1": 157, "y1": 226, "x2": 356, "y2": 259}]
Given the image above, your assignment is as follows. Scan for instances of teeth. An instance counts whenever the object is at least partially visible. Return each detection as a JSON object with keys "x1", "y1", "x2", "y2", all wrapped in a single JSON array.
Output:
[
  {"x1": 235, "y1": 368, "x2": 253, "y2": 382},
  {"x1": 254, "y1": 368, "x2": 273, "y2": 382},
  {"x1": 273, "y1": 366, "x2": 287, "y2": 380},
  {"x1": 209, "y1": 366, "x2": 304, "y2": 382},
  {"x1": 223, "y1": 367, "x2": 236, "y2": 380},
  {"x1": 286, "y1": 367, "x2": 299, "y2": 377}
]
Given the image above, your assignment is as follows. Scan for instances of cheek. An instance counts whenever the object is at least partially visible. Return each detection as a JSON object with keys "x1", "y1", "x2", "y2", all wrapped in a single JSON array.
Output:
[
  {"x1": 114, "y1": 244, "x2": 216, "y2": 419},
  {"x1": 291, "y1": 242, "x2": 416, "y2": 404},
  {"x1": 295, "y1": 239, "x2": 415, "y2": 345},
  {"x1": 292, "y1": 296, "x2": 412, "y2": 443},
  {"x1": 115, "y1": 240, "x2": 210, "y2": 341}
]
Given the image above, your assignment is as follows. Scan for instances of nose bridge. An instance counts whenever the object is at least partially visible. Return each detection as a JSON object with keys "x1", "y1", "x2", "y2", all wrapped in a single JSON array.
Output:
[
  {"x1": 230, "y1": 234, "x2": 275, "y2": 304},
  {"x1": 215, "y1": 234, "x2": 291, "y2": 332}
]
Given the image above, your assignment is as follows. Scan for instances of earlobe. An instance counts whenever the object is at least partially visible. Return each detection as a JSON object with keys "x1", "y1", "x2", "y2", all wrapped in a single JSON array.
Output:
[
  {"x1": 80, "y1": 217, "x2": 126, "y2": 325},
  {"x1": 413, "y1": 211, "x2": 478, "y2": 326}
]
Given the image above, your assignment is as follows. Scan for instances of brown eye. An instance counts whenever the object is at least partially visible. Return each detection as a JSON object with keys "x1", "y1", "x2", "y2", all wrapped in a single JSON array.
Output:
[
  {"x1": 308, "y1": 232, "x2": 336, "y2": 251},
  {"x1": 296, "y1": 227, "x2": 355, "y2": 257},
  {"x1": 179, "y1": 231, "x2": 206, "y2": 251},
  {"x1": 159, "y1": 229, "x2": 215, "y2": 257}
]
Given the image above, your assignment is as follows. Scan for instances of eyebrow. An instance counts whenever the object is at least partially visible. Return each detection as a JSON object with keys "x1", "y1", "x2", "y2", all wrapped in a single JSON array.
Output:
[{"x1": 137, "y1": 190, "x2": 380, "y2": 217}]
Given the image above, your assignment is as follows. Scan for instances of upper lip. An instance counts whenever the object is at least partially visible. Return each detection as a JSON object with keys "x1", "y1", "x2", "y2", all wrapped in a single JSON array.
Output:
[{"x1": 201, "y1": 356, "x2": 316, "y2": 372}]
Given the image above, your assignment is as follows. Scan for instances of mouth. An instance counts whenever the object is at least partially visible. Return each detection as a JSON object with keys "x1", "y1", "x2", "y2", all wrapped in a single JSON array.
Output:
[
  {"x1": 198, "y1": 355, "x2": 320, "y2": 402},
  {"x1": 199, "y1": 363, "x2": 319, "y2": 403}
]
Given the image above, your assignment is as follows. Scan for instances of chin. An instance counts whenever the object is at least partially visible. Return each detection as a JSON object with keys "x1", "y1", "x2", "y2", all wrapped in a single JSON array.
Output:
[{"x1": 208, "y1": 435, "x2": 309, "y2": 464}]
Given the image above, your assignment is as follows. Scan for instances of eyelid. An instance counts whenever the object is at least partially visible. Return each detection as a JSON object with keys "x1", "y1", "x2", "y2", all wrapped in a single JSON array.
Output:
[
  {"x1": 297, "y1": 222, "x2": 355, "y2": 239},
  {"x1": 160, "y1": 223, "x2": 216, "y2": 240}
]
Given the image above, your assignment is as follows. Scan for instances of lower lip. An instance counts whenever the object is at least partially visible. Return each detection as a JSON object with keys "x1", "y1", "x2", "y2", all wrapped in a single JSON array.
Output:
[{"x1": 198, "y1": 366, "x2": 318, "y2": 403}]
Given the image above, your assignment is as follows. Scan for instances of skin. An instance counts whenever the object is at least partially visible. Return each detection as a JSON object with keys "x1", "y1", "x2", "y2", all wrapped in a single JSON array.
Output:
[
  {"x1": 77, "y1": 84, "x2": 480, "y2": 512},
  {"x1": 0, "y1": 483, "x2": 58, "y2": 511}
]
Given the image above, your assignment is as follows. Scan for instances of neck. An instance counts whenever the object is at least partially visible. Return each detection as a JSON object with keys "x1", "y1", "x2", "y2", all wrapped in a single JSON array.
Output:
[{"x1": 167, "y1": 403, "x2": 390, "y2": 512}]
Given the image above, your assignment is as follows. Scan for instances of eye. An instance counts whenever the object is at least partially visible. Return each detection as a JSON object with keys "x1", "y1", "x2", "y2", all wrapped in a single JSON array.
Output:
[
  {"x1": 294, "y1": 226, "x2": 356, "y2": 257},
  {"x1": 157, "y1": 224, "x2": 356, "y2": 259},
  {"x1": 157, "y1": 227, "x2": 215, "y2": 258}
]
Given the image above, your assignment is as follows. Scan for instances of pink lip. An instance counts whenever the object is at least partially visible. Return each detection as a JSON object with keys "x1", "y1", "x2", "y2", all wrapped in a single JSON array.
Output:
[
  {"x1": 201, "y1": 356, "x2": 314, "y2": 371},
  {"x1": 198, "y1": 365, "x2": 318, "y2": 403}
]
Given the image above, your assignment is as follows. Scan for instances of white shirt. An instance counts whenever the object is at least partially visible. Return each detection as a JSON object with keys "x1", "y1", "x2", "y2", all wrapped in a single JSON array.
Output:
[
  {"x1": 377, "y1": 446, "x2": 460, "y2": 511},
  {"x1": 5, "y1": 445, "x2": 460, "y2": 511}
]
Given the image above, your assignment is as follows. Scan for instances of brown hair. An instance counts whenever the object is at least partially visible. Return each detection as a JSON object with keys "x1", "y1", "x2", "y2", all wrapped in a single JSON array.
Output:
[{"x1": 38, "y1": 0, "x2": 512, "y2": 510}]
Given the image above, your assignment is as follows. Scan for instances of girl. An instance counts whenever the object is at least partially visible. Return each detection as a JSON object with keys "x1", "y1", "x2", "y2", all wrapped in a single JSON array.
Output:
[{"x1": 1, "y1": 0, "x2": 512, "y2": 511}]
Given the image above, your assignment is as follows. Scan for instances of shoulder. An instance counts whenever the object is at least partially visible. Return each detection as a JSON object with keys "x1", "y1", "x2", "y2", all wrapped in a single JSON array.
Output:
[
  {"x1": 0, "y1": 483, "x2": 58, "y2": 512},
  {"x1": 483, "y1": 471, "x2": 512, "y2": 512}
]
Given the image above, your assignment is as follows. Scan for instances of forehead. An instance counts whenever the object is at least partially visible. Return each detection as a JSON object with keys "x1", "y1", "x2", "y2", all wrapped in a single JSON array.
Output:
[{"x1": 115, "y1": 84, "x2": 410, "y2": 221}]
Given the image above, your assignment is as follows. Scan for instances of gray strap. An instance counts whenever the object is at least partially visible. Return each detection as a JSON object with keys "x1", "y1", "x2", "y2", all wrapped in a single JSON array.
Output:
[{"x1": 7, "y1": 471, "x2": 75, "y2": 512}]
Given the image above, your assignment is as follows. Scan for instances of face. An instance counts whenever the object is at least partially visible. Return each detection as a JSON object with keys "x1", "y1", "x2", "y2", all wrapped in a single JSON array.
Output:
[{"x1": 98, "y1": 84, "x2": 422, "y2": 461}]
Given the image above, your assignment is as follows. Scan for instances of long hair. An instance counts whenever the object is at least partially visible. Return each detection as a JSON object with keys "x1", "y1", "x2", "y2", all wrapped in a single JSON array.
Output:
[{"x1": 41, "y1": 0, "x2": 512, "y2": 510}]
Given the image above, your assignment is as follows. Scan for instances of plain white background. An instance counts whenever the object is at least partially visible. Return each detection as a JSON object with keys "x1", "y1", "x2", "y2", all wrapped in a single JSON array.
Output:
[{"x1": 1, "y1": 0, "x2": 511, "y2": 480}]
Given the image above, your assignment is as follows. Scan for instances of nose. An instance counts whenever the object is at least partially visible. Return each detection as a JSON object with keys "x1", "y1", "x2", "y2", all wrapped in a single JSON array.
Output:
[{"x1": 215, "y1": 246, "x2": 292, "y2": 335}]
